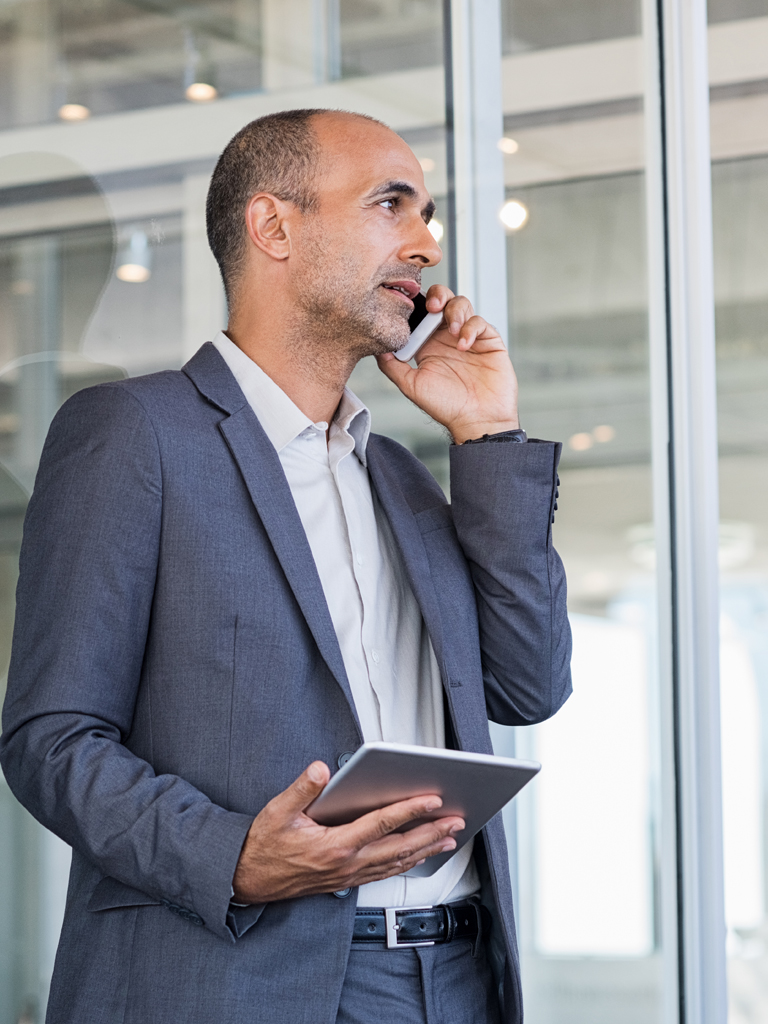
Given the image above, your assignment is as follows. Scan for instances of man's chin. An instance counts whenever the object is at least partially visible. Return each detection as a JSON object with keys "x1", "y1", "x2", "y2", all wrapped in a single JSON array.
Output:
[
  {"x1": 355, "y1": 319, "x2": 410, "y2": 359},
  {"x1": 364, "y1": 333, "x2": 410, "y2": 359}
]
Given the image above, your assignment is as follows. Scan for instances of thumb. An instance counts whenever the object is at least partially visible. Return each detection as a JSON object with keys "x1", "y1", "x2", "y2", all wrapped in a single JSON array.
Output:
[
  {"x1": 376, "y1": 353, "x2": 416, "y2": 400},
  {"x1": 279, "y1": 761, "x2": 330, "y2": 815}
]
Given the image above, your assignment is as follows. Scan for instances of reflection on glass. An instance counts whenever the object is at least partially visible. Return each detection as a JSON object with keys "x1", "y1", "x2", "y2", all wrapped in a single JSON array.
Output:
[
  {"x1": 492, "y1": 1, "x2": 663, "y2": 1021},
  {"x1": 0, "y1": 159, "x2": 129, "y2": 1021},
  {"x1": 0, "y1": 0, "x2": 443, "y2": 129},
  {"x1": 502, "y1": 0, "x2": 640, "y2": 52},
  {"x1": 0, "y1": 9, "x2": 448, "y2": 1022},
  {"x1": 711, "y1": 16, "x2": 768, "y2": 1003}
]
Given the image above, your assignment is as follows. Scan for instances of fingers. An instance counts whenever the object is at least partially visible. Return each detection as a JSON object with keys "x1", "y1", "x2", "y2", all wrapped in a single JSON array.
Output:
[
  {"x1": 423, "y1": 288, "x2": 477, "y2": 334},
  {"x1": 348, "y1": 818, "x2": 466, "y2": 885},
  {"x1": 375, "y1": 352, "x2": 417, "y2": 400},
  {"x1": 364, "y1": 816, "x2": 465, "y2": 866},
  {"x1": 424, "y1": 283, "x2": 454, "y2": 312},
  {"x1": 345, "y1": 794, "x2": 444, "y2": 847},
  {"x1": 272, "y1": 760, "x2": 330, "y2": 816},
  {"x1": 454, "y1": 314, "x2": 504, "y2": 353},
  {"x1": 441, "y1": 295, "x2": 475, "y2": 336}
]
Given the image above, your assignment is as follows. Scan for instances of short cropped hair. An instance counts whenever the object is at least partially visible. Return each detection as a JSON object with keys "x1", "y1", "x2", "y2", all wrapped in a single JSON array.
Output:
[{"x1": 206, "y1": 108, "x2": 385, "y2": 305}]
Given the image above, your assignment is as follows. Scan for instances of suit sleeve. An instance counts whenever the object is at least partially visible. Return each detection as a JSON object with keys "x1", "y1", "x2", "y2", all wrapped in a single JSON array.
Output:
[
  {"x1": 0, "y1": 385, "x2": 254, "y2": 943},
  {"x1": 449, "y1": 438, "x2": 572, "y2": 725}
]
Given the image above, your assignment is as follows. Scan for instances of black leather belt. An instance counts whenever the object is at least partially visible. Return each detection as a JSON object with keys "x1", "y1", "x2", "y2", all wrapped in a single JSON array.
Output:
[{"x1": 353, "y1": 901, "x2": 487, "y2": 949}]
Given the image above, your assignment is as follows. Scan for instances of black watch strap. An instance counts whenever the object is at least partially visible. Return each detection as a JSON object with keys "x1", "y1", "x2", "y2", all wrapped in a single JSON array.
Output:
[{"x1": 460, "y1": 428, "x2": 527, "y2": 445}]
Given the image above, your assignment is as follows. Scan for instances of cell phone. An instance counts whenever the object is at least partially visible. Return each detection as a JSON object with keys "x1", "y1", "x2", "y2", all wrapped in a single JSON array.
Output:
[{"x1": 394, "y1": 290, "x2": 444, "y2": 362}]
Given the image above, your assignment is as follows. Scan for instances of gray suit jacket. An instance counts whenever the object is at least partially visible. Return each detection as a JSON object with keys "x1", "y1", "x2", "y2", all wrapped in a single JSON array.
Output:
[{"x1": 0, "y1": 343, "x2": 571, "y2": 1024}]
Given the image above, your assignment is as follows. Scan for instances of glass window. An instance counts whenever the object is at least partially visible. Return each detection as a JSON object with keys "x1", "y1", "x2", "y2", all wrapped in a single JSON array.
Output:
[
  {"x1": 0, "y1": 0, "x2": 444, "y2": 128},
  {"x1": 709, "y1": 2, "x2": 768, "y2": 1021},
  {"x1": 0, "y1": 9, "x2": 448, "y2": 1020},
  {"x1": 490, "y1": 2, "x2": 666, "y2": 1022},
  {"x1": 1, "y1": 2, "x2": 746, "y2": 1022}
]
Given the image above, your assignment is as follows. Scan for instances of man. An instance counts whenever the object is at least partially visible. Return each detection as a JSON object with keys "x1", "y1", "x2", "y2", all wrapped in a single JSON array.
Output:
[{"x1": 0, "y1": 109, "x2": 571, "y2": 1024}]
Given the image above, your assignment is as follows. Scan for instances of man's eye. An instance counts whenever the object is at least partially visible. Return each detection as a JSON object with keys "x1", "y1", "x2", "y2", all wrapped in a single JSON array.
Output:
[{"x1": 379, "y1": 198, "x2": 396, "y2": 209}]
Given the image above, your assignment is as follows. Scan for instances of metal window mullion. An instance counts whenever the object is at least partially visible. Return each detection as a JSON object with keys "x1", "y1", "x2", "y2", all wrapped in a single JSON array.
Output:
[
  {"x1": 443, "y1": 0, "x2": 508, "y2": 341},
  {"x1": 642, "y1": 0, "x2": 680, "y2": 1019},
  {"x1": 650, "y1": 1, "x2": 727, "y2": 1022}
]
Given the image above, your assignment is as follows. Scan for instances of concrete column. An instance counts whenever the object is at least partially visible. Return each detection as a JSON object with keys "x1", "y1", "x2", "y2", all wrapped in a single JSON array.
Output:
[
  {"x1": 183, "y1": 172, "x2": 227, "y2": 362},
  {"x1": 13, "y1": 236, "x2": 60, "y2": 494},
  {"x1": 13, "y1": 0, "x2": 55, "y2": 126},
  {"x1": 262, "y1": 0, "x2": 340, "y2": 91}
]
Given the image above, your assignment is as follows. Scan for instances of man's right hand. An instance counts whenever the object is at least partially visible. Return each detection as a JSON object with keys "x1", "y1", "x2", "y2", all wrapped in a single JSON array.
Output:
[{"x1": 232, "y1": 760, "x2": 465, "y2": 904}]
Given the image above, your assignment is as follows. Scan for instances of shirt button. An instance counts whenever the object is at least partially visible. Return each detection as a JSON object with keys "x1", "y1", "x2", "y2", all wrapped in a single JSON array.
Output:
[
  {"x1": 356, "y1": 553, "x2": 364, "y2": 566},
  {"x1": 371, "y1": 650, "x2": 380, "y2": 664}
]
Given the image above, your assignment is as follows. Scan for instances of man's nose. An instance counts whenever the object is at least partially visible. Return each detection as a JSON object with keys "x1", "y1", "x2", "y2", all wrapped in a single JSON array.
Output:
[{"x1": 399, "y1": 217, "x2": 442, "y2": 268}]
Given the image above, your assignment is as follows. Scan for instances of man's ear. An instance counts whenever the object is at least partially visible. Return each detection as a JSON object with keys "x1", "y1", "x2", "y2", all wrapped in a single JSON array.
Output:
[{"x1": 245, "y1": 193, "x2": 294, "y2": 261}]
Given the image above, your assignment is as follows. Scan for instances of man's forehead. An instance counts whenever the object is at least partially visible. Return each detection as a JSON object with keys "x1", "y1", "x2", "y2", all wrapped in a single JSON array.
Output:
[{"x1": 312, "y1": 113, "x2": 427, "y2": 200}]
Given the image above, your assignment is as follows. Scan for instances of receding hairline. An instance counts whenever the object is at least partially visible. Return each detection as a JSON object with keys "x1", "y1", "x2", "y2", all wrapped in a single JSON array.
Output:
[{"x1": 300, "y1": 111, "x2": 428, "y2": 204}]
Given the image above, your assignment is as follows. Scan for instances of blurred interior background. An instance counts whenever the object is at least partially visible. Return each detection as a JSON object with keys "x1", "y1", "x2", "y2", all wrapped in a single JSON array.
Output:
[{"x1": 0, "y1": 2, "x2": 766, "y2": 1022}]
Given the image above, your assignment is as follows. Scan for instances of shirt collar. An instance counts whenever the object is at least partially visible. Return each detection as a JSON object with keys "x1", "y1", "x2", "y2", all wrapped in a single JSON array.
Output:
[
  {"x1": 212, "y1": 331, "x2": 371, "y2": 465},
  {"x1": 332, "y1": 388, "x2": 371, "y2": 467}
]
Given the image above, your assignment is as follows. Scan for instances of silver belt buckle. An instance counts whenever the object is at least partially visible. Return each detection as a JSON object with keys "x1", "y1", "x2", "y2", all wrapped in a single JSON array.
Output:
[{"x1": 384, "y1": 906, "x2": 436, "y2": 949}]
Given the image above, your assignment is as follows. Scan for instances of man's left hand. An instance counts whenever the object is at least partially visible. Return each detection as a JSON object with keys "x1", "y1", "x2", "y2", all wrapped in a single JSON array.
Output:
[{"x1": 376, "y1": 285, "x2": 519, "y2": 444}]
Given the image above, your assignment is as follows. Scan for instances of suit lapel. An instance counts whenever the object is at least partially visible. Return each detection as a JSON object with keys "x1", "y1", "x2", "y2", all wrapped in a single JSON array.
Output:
[
  {"x1": 184, "y1": 344, "x2": 360, "y2": 731},
  {"x1": 365, "y1": 437, "x2": 451, "y2": 683}
]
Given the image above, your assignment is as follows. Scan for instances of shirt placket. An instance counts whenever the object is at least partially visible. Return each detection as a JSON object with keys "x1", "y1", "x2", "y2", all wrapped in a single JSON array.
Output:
[{"x1": 330, "y1": 427, "x2": 388, "y2": 742}]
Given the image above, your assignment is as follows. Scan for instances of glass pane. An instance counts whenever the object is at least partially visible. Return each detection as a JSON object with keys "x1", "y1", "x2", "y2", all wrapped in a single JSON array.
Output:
[
  {"x1": 709, "y1": 3, "x2": 768, "y2": 1022},
  {"x1": 0, "y1": 0, "x2": 443, "y2": 128},
  {"x1": 0, "y1": 14, "x2": 447, "y2": 1022},
  {"x1": 491, "y1": 2, "x2": 665, "y2": 1022}
]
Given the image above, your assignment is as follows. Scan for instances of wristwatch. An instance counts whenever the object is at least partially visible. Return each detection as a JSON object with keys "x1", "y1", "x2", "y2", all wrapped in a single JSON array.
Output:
[{"x1": 460, "y1": 428, "x2": 527, "y2": 444}]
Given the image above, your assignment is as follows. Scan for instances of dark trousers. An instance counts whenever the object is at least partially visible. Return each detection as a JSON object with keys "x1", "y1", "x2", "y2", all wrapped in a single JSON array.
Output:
[{"x1": 336, "y1": 938, "x2": 502, "y2": 1024}]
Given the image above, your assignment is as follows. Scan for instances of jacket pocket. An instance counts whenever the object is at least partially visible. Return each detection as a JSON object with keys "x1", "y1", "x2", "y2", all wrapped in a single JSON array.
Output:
[{"x1": 87, "y1": 876, "x2": 161, "y2": 912}]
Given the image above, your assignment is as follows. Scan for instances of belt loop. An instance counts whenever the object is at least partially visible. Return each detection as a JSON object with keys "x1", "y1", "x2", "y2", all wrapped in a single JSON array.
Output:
[
  {"x1": 443, "y1": 904, "x2": 457, "y2": 944},
  {"x1": 468, "y1": 896, "x2": 483, "y2": 958}
]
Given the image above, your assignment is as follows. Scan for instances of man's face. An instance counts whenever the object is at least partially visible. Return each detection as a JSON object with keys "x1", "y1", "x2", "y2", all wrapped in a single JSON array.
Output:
[{"x1": 291, "y1": 114, "x2": 442, "y2": 360}]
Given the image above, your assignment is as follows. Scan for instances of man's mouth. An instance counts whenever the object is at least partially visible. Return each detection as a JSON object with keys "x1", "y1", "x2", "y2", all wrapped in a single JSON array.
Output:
[{"x1": 380, "y1": 279, "x2": 420, "y2": 305}]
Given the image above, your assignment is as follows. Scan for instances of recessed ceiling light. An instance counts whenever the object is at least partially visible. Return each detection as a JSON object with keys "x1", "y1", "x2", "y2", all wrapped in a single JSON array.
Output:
[
  {"x1": 428, "y1": 218, "x2": 444, "y2": 243},
  {"x1": 568, "y1": 432, "x2": 593, "y2": 451},
  {"x1": 116, "y1": 263, "x2": 151, "y2": 283},
  {"x1": 116, "y1": 231, "x2": 152, "y2": 283},
  {"x1": 498, "y1": 137, "x2": 519, "y2": 155},
  {"x1": 499, "y1": 199, "x2": 529, "y2": 231},
  {"x1": 185, "y1": 82, "x2": 217, "y2": 102},
  {"x1": 593, "y1": 424, "x2": 616, "y2": 443},
  {"x1": 59, "y1": 103, "x2": 91, "y2": 122},
  {"x1": 419, "y1": 157, "x2": 436, "y2": 172}
]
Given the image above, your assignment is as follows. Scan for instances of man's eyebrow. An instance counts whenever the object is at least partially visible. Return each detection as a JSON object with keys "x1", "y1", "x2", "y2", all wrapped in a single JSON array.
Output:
[{"x1": 367, "y1": 180, "x2": 436, "y2": 221}]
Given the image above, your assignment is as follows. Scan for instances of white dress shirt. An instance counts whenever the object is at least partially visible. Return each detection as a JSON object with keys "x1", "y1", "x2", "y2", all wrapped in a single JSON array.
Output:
[{"x1": 213, "y1": 333, "x2": 479, "y2": 908}]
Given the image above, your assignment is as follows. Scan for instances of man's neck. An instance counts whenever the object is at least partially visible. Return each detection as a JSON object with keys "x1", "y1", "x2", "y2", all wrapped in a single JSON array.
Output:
[{"x1": 224, "y1": 318, "x2": 355, "y2": 426}]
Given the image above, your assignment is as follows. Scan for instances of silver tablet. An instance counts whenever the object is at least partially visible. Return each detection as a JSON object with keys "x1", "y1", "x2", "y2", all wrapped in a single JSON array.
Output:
[{"x1": 307, "y1": 741, "x2": 540, "y2": 877}]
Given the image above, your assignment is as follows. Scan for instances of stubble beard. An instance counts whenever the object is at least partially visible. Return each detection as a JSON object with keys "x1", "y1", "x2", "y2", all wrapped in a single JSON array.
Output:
[{"x1": 293, "y1": 236, "x2": 416, "y2": 371}]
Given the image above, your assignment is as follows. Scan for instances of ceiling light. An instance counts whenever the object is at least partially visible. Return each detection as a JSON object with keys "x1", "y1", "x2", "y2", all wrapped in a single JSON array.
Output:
[
  {"x1": 592, "y1": 424, "x2": 616, "y2": 443},
  {"x1": 428, "y1": 218, "x2": 444, "y2": 243},
  {"x1": 499, "y1": 199, "x2": 529, "y2": 231},
  {"x1": 419, "y1": 157, "x2": 436, "y2": 172},
  {"x1": 568, "y1": 432, "x2": 593, "y2": 452},
  {"x1": 58, "y1": 103, "x2": 91, "y2": 122},
  {"x1": 116, "y1": 231, "x2": 151, "y2": 283},
  {"x1": 185, "y1": 82, "x2": 217, "y2": 102},
  {"x1": 498, "y1": 137, "x2": 519, "y2": 155},
  {"x1": 116, "y1": 264, "x2": 150, "y2": 283}
]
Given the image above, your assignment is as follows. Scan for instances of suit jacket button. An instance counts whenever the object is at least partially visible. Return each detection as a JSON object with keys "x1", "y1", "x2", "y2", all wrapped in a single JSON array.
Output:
[
  {"x1": 337, "y1": 752, "x2": 354, "y2": 768},
  {"x1": 333, "y1": 889, "x2": 352, "y2": 898}
]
